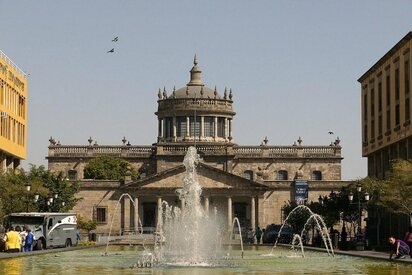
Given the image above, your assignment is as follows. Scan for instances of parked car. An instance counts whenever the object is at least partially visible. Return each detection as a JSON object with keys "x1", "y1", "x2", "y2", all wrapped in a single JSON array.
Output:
[{"x1": 262, "y1": 224, "x2": 294, "y2": 244}]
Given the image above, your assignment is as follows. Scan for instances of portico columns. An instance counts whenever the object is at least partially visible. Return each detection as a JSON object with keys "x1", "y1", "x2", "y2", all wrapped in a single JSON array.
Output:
[
  {"x1": 251, "y1": 196, "x2": 256, "y2": 231},
  {"x1": 156, "y1": 196, "x2": 162, "y2": 232},
  {"x1": 134, "y1": 196, "x2": 139, "y2": 233},
  {"x1": 123, "y1": 195, "x2": 130, "y2": 233},
  {"x1": 204, "y1": 196, "x2": 209, "y2": 216},
  {"x1": 227, "y1": 196, "x2": 232, "y2": 232},
  {"x1": 229, "y1": 119, "x2": 233, "y2": 140}
]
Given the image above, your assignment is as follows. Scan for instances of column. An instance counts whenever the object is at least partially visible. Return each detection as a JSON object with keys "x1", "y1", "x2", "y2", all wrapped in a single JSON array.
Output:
[
  {"x1": 156, "y1": 196, "x2": 162, "y2": 232},
  {"x1": 214, "y1": 117, "x2": 218, "y2": 140},
  {"x1": 172, "y1": 116, "x2": 177, "y2": 140},
  {"x1": 251, "y1": 196, "x2": 256, "y2": 231},
  {"x1": 224, "y1": 117, "x2": 228, "y2": 140},
  {"x1": 229, "y1": 119, "x2": 233, "y2": 140},
  {"x1": 158, "y1": 119, "x2": 161, "y2": 139},
  {"x1": 204, "y1": 196, "x2": 209, "y2": 216},
  {"x1": 123, "y1": 196, "x2": 130, "y2": 233},
  {"x1": 160, "y1": 119, "x2": 164, "y2": 140},
  {"x1": 133, "y1": 196, "x2": 139, "y2": 233},
  {"x1": 200, "y1": 116, "x2": 204, "y2": 139},
  {"x1": 227, "y1": 196, "x2": 232, "y2": 232},
  {"x1": 186, "y1": 116, "x2": 190, "y2": 137}
]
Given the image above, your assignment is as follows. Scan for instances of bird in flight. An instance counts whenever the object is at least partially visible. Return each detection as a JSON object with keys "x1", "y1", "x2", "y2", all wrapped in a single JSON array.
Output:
[
  {"x1": 112, "y1": 36, "x2": 119, "y2": 42},
  {"x1": 107, "y1": 48, "x2": 114, "y2": 53},
  {"x1": 328, "y1": 131, "x2": 334, "y2": 135}
]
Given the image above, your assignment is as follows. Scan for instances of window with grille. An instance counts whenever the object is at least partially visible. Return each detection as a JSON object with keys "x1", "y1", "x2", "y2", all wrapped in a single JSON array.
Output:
[
  {"x1": 243, "y1": 170, "x2": 253, "y2": 180},
  {"x1": 177, "y1": 117, "x2": 187, "y2": 137},
  {"x1": 96, "y1": 207, "x2": 107, "y2": 223},
  {"x1": 217, "y1": 117, "x2": 225, "y2": 137},
  {"x1": 277, "y1": 170, "x2": 288, "y2": 180},
  {"x1": 204, "y1": 117, "x2": 214, "y2": 137},
  {"x1": 312, "y1": 171, "x2": 322, "y2": 180},
  {"x1": 190, "y1": 117, "x2": 200, "y2": 137}
]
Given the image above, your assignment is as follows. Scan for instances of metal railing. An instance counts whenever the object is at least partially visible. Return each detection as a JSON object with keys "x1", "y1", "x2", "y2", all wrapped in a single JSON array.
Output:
[{"x1": 0, "y1": 49, "x2": 27, "y2": 79}]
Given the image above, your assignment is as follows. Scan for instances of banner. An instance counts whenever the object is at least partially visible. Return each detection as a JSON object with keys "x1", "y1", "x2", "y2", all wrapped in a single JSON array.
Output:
[{"x1": 294, "y1": 180, "x2": 308, "y2": 202}]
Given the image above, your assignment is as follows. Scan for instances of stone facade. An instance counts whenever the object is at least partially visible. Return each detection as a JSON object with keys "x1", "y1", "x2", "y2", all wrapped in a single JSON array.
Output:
[{"x1": 47, "y1": 56, "x2": 350, "y2": 234}]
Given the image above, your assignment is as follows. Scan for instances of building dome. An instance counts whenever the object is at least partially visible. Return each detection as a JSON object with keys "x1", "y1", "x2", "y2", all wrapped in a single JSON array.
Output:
[{"x1": 156, "y1": 55, "x2": 235, "y2": 144}]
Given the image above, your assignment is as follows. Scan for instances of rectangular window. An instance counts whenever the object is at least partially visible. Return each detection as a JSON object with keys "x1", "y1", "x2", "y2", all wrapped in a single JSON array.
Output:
[
  {"x1": 406, "y1": 98, "x2": 410, "y2": 122},
  {"x1": 378, "y1": 115, "x2": 382, "y2": 136},
  {"x1": 386, "y1": 109, "x2": 391, "y2": 131},
  {"x1": 378, "y1": 81, "x2": 382, "y2": 112},
  {"x1": 405, "y1": 57, "x2": 410, "y2": 96},
  {"x1": 96, "y1": 207, "x2": 107, "y2": 223},
  {"x1": 189, "y1": 117, "x2": 200, "y2": 138},
  {"x1": 396, "y1": 105, "x2": 400, "y2": 126},
  {"x1": 164, "y1": 117, "x2": 173, "y2": 138},
  {"x1": 371, "y1": 119, "x2": 375, "y2": 139},
  {"x1": 177, "y1": 117, "x2": 187, "y2": 137},
  {"x1": 395, "y1": 68, "x2": 400, "y2": 101},
  {"x1": 363, "y1": 93, "x2": 368, "y2": 122},
  {"x1": 217, "y1": 117, "x2": 225, "y2": 137},
  {"x1": 370, "y1": 85, "x2": 375, "y2": 118},
  {"x1": 363, "y1": 124, "x2": 368, "y2": 142},
  {"x1": 386, "y1": 72, "x2": 391, "y2": 106},
  {"x1": 204, "y1": 116, "x2": 214, "y2": 137}
]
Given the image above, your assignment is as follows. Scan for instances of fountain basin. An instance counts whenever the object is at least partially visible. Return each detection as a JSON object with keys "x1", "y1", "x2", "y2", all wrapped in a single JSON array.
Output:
[{"x1": 1, "y1": 245, "x2": 411, "y2": 274}]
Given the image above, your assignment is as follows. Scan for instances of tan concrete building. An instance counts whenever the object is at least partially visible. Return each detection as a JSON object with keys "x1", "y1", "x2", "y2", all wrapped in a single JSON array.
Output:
[
  {"x1": 47, "y1": 56, "x2": 349, "y2": 235},
  {"x1": 358, "y1": 32, "x2": 412, "y2": 178}
]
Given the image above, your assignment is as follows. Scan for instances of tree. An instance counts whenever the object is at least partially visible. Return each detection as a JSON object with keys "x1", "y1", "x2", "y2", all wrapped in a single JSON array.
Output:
[
  {"x1": 83, "y1": 156, "x2": 138, "y2": 181},
  {"x1": 0, "y1": 165, "x2": 80, "y2": 222},
  {"x1": 77, "y1": 215, "x2": 97, "y2": 239},
  {"x1": 379, "y1": 160, "x2": 412, "y2": 226}
]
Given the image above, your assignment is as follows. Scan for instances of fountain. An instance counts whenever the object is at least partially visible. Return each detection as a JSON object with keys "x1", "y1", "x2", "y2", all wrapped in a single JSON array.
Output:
[
  {"x1": 291, "y1": 234, "x2": 305, "y2": 258},
  {"x1": 271, "y1": 205, "x2": 334, "y2": 256},
  {"x1": 142, "y1": 146, "x2": 223, "y2": 266},
  {"x1": 104, "y1": 192, "x2": 143, "y2": 255}
]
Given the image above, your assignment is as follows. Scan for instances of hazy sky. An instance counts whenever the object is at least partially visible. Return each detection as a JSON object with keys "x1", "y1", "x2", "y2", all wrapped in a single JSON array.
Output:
[{"x1": 1, "y1": 1, "x2": 412, "y2": 180}]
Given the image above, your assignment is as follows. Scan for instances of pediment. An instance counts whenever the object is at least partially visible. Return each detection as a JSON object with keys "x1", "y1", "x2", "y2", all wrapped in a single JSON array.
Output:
[{"x1": 125, "y1": 163, "x2": 266, "y2": 191}]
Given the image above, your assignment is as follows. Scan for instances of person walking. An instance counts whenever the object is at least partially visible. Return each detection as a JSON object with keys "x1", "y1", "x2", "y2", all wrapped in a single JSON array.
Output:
[
  {"x1": 255, "y1": 226, "x2": 263, "y2": 245},
  {"x1": 3, "y1": 226, "x2": 21, "y2": 253},
  {"x1": 24, "y1": 228, "x2": 34, "y2": 252},
  {"x1": 18, "y1": 226, "x2": 27, "y2": 252},
  {"x1": 389, "y1": 236, "x2": 410, "y2": 260},
  {"x1": 404, "y1": 226, "x2": 412, "y2": 258}
]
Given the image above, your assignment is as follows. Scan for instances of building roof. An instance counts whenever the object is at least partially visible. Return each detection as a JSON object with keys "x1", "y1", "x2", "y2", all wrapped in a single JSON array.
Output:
[{"x1": 358, "y1": 31, "x2": 412, "y2": 83}]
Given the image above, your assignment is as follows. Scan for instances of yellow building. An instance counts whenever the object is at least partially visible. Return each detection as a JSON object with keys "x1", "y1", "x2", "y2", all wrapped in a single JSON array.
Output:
[
  {"x1": 358, "y1": 32, "x2": 412, "y2": 178},
  {"x1": 0, "y1": 50, "x2": 27, "y2": 170}
]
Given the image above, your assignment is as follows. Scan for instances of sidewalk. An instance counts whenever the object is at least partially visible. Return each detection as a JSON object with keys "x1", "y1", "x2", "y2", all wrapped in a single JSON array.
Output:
[
  {"x1": 0, "y1": 244, "x2": 104, "y2": 260},
  {"x1": 277, "y1": 244, "x2": 412, "y2": 264}
]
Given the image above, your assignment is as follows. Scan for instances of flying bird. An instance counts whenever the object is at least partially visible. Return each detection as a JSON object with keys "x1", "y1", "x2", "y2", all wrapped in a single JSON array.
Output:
[
  {"x1": 112, "y1": 36, "x2": 118, "y2": 42},
  {"x1": 328, "y1": 131, "x2": 334, "y2": 135},
  {"x1": 107, "y1": 48, "x2": 114, "y2": 53}
]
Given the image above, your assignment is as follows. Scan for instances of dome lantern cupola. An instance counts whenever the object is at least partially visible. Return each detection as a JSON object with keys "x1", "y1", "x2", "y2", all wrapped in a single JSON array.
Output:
[{"x1": 155, "y1": 55, "x2": 236, "y2": 144}]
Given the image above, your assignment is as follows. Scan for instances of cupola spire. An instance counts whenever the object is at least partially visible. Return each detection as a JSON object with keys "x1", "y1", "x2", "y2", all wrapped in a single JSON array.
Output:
[{"x1": 187, "y1": 53, "x2": 204, "y2": 86}]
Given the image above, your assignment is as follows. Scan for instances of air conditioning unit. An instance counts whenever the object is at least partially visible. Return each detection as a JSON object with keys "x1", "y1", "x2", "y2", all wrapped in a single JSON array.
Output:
[{"x1": 1, "y1": 111, "x2": 8, "y2": 118}]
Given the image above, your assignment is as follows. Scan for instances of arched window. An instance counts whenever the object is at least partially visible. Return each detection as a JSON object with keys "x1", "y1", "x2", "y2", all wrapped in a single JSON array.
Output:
[
  {"x1": 277, "y1": 170, "x2": 288, "y2": 180},
  {"x1": 312, "y1": 171, "x2": 322, "y2": 180},
  {"x1": 243, "y1": 170, "x2": 254, "y2": 180}
]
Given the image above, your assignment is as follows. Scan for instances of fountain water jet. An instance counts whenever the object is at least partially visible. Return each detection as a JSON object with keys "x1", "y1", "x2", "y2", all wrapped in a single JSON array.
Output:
[
  {"x1": 228, "y1": 217, "x2": 244, "y2": 259},
  {"x1": 104, "y1": 193, "x2": 143, "y2": 255}
]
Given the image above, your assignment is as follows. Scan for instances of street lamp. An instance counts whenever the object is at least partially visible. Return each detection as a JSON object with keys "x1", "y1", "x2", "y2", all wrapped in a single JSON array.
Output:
[
  {"x1": 34, "y1": 193, "x2": 40, "y2": 203},
  {"x1": 348, "y1": 184, "x2": 369, "y2": 237},
  {"x1": 25, "y1": 181, "x2": 31, "y2": 212}
]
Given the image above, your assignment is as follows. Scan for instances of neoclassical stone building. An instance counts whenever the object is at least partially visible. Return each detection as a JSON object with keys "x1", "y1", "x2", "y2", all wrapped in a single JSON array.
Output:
[{"x1": 47, "y1": 56, "x2": 349, "y2": 235}]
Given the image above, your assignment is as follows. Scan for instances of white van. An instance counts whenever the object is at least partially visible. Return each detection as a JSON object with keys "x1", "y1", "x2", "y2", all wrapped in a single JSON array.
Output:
[{"x1": 5, "y1": 213, "x2": 78, "y2": 250}]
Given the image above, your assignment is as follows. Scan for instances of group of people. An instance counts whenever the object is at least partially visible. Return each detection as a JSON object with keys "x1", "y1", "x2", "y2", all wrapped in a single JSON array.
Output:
[
  {"x1": 247, "y1": 226, "x2": 263, "y2": 244},
  {"x1": 3, "y1": 226, "x2": 35, "y2": 253}
]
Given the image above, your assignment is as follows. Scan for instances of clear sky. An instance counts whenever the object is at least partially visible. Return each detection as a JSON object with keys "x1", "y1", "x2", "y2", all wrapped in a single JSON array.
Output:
[{"x1": 1, "y1": 0, "x2": 411, "y2": 180}]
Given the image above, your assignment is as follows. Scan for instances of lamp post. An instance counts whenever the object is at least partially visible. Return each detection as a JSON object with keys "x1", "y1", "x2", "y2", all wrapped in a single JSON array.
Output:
[
  {"x1": 348, "y1": 184, "x2": 369, "y2": 238},
  {"x1": 25, "y1": 181, "x2": 31, "y2": 212}
]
